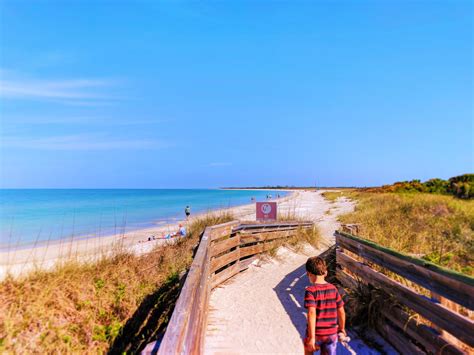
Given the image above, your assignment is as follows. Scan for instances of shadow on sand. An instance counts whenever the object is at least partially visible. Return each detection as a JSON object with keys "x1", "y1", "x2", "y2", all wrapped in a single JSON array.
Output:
[
  {"x1": 107, "y1": 273, "x2": 182, "y2": 355},
  {"x1": 273, "y1": 247, "x2": 337, "y2": 337}
]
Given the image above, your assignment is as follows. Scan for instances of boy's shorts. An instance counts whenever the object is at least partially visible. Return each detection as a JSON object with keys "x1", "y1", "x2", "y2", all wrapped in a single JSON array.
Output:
[{"x1": 304, "y1": 334, "x2": 338, "y2": 355}]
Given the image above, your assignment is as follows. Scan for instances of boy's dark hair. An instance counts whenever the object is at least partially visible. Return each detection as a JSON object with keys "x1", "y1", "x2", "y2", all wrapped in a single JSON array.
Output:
[{"x1": 306, "y1": 256, "x2": 327, "y2": 276}]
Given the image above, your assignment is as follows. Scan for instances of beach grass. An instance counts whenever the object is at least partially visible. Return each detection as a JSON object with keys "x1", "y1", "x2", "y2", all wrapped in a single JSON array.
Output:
[
  {"x1": 0, "y1": 212, "x2": 234, "y2": 354},
  {"x1": 321, "y1": 189, "x2": 355, "y2": 203},
  {"x1": 338, "y1": 192, "x2": 473, "y2": 275},
  {"x1": 268, "y1": 213, "x2": 322, "y2": 254},
  {"x1": 321, "y1": 191, "x2": 344, "y2": 202}
]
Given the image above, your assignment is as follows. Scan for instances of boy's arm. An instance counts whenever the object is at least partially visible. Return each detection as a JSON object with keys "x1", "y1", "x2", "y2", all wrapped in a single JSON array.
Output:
[
  {"x1": 303, "y1": 288, "x2": 318, "y2": 352},
  {"x1": 307, "y1": 307, "x2": 316, "y2": 342},
  {"x1": 304, "y1": 307, "x2": 318, "y2": 352},
  {"x1": 337, "y1": 306, "x2": 346, "y2": 335}
]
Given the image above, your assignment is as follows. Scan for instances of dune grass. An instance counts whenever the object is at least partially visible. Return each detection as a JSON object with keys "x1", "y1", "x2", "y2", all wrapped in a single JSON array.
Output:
[
  {"x1": 0, "y1": 212, "x2": 234, "y2": 354},
  {"x1": 269, "y1": 213, "x2": 321, "y2": 255},
  {"x1": 338, "y1": 192, "x2": 473, "y2": 275},
  {"x1": 321, "y1": 191, "x2": 345, "y2": 202},
  {"x1": 321, "y1": 188, "x2": 355, "y2": 203},
  {"x1": 332, "y1": 192, "x2": 473, "y2": 352}
]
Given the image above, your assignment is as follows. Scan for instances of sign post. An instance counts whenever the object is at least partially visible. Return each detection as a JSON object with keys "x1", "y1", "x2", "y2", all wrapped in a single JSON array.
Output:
[{"x1": 256, "y1": 202, "x2": 277, "y2": 221}]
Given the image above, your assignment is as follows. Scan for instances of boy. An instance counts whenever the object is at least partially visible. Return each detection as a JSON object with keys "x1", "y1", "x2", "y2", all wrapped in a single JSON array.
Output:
[{"x1": 304, "y1": 256, "x2": 346, "y2": 355}]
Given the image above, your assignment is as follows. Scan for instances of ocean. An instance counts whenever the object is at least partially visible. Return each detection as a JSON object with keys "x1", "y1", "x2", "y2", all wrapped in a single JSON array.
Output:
[{"x1": 0, "y1": 189, "x2": 286, "y2": 247}]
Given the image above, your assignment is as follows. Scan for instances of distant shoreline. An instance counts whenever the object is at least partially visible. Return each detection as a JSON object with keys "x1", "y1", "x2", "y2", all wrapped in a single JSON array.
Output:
[
  {"x1": 221, "y1": 187, "x2": 358, "y2": 190},
  {"x1": 0, "y1": 191, "x2": 299, "y2": 279},
  {"x1": 0, "y1": 190, "x2": 294, "y2": 253},
  {"x1": 0, "y1": 188, "x2": 289, "y2": 249}
]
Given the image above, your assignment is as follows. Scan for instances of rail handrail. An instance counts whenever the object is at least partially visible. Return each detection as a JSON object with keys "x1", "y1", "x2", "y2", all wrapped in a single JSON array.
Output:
[
  {"x1": 335, "y1": 230, "x2": 474, "y2": 354},
  {"x1": 154, "y1": 220, "x2": 314, "y2": 355}
]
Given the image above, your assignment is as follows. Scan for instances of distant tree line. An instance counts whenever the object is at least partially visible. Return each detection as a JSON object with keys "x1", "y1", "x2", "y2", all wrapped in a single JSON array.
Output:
[{"x1": 365, "y1": 174, "x2": 474, "y2": 199}]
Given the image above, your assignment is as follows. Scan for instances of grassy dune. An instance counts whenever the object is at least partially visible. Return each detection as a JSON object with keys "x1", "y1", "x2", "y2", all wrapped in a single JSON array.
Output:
[
  {"x1": 321, "y1": 190, "x2": 353, "y2": 202},
  {"x1": 0, "y1": 213, "x2": 234, "y2": 354},
  {"x1": 338, "y1": 192, "x2": 473, "y2": 275}
]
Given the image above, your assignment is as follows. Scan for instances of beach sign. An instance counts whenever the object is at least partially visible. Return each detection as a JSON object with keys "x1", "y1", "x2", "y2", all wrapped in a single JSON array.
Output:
[{"x1": 256, "y1": 202, "x2": 277, "y2": 221}]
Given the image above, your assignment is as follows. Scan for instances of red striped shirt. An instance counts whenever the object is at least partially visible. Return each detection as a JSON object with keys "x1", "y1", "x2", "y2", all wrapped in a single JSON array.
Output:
[{"x1": 304, "y1": 283, "x2": 344, "y2": 336}]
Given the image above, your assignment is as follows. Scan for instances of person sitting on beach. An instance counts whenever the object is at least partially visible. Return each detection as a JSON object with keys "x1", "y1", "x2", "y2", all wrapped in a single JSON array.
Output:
[
  {"x1": 177, "y1": 224, "x2": 186, "y2": 237},
  {"x1": 158, "y1": 224, "x2": 187, "y2": 239},
  {"x1": 303, "y1": 256, "x2": 346, "y2": 355}
]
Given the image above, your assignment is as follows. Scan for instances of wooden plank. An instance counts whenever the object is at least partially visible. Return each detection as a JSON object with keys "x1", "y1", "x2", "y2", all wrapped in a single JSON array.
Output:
[
  {"x1": 209, "y1": 220, "x2": 239, "y2": 241},
  {"x1": 211, "y1": 262, "x2": 241, "y2": 289},
  {"x1": 240, "y1": 230, "x2": 295, "y2": 244},
  {"x1": 262, "y1": 240, "x2": 279, "y2": 252},
  {"x1": 341, "y1": 223, "x2": 361, "y2": 234},
  {"x1": 336, "y1": 269, "x2": 360, "y2": 290},
  {"x1": 381, "y1": 306, "x2": 465, "y2": 355},
  {"x1": 183, "y1": 243, "x2": 211, "y2": 354},
  {"x1": 377, "y1": 319, "x2": 425, "y2": 355},
  {"x1": 240, "y1": 256, "x2": 257, "y2": 271},
  {"x1": 210, "y1": 248, "x2": 240, "y2": 273},
  {"x1": 239, "y1": 234, "x2": 268, "y2": 244},
  {"x1": 336, "y1": 231, "x2": 474, "y2": 288},
  {"x1": 336, "y1": 232, "x2": 474, "y2": 310},
  {"x1": 337, "y1": 250, "x2": 474, "y2": 347},
  {"x1": 238, "y1": 225, "x2": 304, "y2": 232},
  {"x1": 238, "y1": 226, "x2": 311, "y2": 235},
  {"x1": 158, "y1": 227, "x2": 212, "y2": 354},
  {"x1": 235, "y1": 221, "x2": 313, "y2": 231},
  {"x1": 210, "y1": 236, "x2": 240, "y2": 257},
  {"x1": 240, "y1": 244, "x2": 265, "y2": 259}
]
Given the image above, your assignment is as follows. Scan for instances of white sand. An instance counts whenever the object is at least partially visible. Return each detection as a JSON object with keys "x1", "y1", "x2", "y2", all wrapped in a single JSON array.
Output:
[
  {"x1": 0, "y1": 190, "x2": 310, "y2": 280},
  {"x1": 204, "y1": 192, "x2": 395, "y2": 354}
]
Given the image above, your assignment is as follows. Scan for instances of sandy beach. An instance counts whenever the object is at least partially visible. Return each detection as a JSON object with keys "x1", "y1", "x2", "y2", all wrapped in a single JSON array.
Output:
[{"x1": 0, "y1": 190, "x2": 312, "y2": 280}]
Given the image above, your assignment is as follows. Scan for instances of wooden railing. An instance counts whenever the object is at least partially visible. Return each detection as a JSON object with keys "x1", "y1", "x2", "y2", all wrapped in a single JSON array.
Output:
[
  {"x1": 335, "y1": 231, "x2": 474, "y2": 355},
  {"x1": 154, "y1": 220, "x2": 314, "y2": 354}
]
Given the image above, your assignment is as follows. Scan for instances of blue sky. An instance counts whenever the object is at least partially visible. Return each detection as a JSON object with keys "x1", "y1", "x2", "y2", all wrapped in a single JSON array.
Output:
[{"x1": 0, "y1": 1, "x2": 472, "y2": 188}]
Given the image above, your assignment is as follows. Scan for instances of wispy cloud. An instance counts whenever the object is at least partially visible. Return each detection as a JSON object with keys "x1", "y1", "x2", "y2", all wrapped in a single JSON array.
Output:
[
  {"x1": 0, "y1": 70, "x2": 118, "y2": 105},
  {"x1": 208, "y1": 162, "x2": 232, "y2": 167},
  {"x1": 2, "y1": 115, "x2": 169, "y2": 125},
  {"x1": 1, "y1": 134, "x2": 169, "y2": 150}
]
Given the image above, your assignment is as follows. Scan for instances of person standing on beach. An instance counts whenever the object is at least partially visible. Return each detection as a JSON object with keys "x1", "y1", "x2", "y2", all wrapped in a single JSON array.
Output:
[{"x1": 185, "y1": 205, "x2": 191, "y2": 219}]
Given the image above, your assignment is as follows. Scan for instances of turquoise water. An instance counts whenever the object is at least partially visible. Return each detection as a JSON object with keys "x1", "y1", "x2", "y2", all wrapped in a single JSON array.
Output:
[{"x1": 0, "y1": 189, "x2": 286, "y2": 247}]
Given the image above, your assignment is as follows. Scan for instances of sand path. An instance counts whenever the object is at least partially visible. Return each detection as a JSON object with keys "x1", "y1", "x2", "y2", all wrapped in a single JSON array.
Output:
[{"x1": 204, "y1": 192, "x2": 392, "y2": 354}]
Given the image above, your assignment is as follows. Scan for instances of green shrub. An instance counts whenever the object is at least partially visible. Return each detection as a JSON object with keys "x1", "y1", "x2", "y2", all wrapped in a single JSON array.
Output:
[{"x1": 367, "y1": 174, "x2": 473, "y2": 199}]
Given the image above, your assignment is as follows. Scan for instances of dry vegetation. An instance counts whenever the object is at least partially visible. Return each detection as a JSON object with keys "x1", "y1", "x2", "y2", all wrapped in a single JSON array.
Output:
[
  {"x1": 321, "y1": 189, "x2": 356, "y2": 203},
  {"x1": 325, "y1": 190, "x2": 474, "y2": 353},
  {"x1": 0, "y1": 212, "x2": 234, "y2": 354},
  {"x1": 321, "y1": 190, "x2": 346, "y2": 202},
  {"x1": 275, "y1": 212, "x2": 321, "y2": 250},
  {"x1": 338, "y1": 192, "x2": 473, "y2": 275}
]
